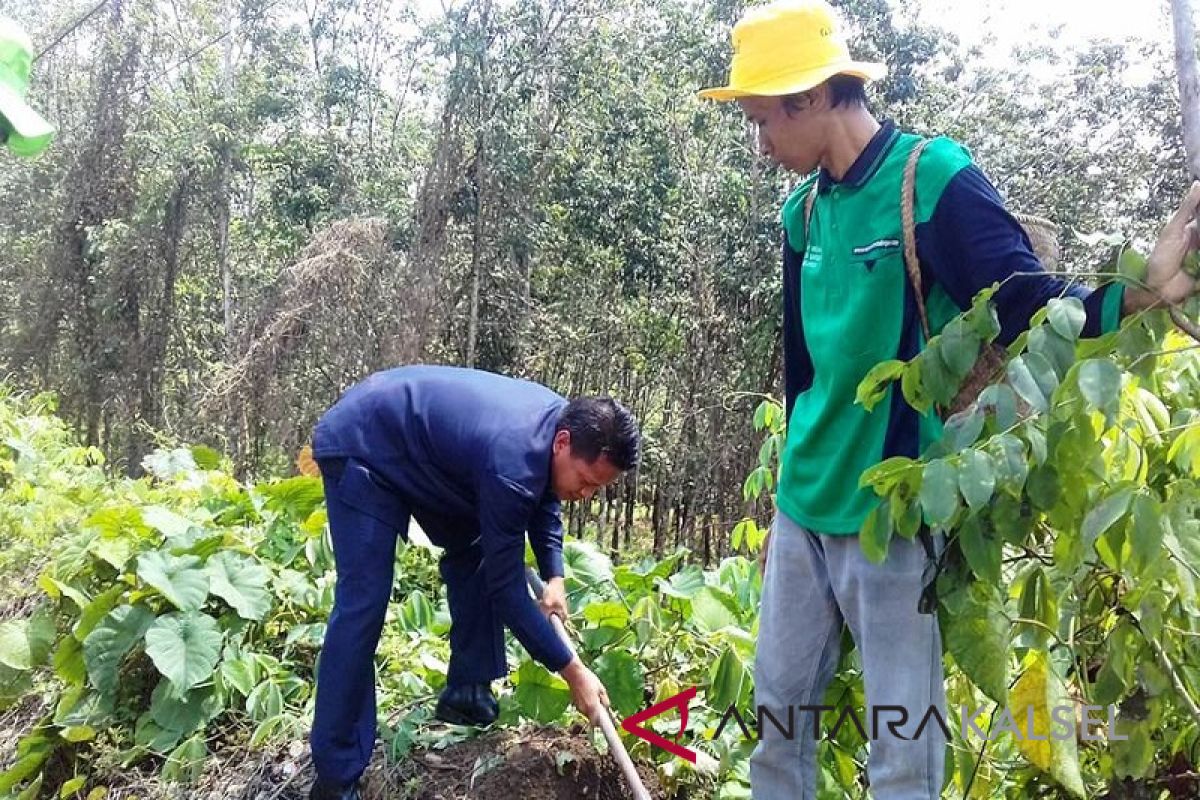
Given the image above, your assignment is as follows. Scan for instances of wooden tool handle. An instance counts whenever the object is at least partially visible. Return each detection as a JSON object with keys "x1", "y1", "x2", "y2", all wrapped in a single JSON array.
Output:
[{"x1": 528, "y1": 568, "x2": 652, "y2": 800}]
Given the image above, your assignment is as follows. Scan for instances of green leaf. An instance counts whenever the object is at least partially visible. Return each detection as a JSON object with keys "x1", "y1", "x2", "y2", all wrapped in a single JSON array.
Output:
[
  {"x1": 137, "y1": 552, "x2": 209, "y2": 612},
  {"x1": 88, "y1": 536, "x2": 134, "y2": 571},
  {"x1": 901, "y1": 359, "x2": 934, "y2": 413},
  {"x1": 246, "y1": 680, "x2": 284, "y2": 721},
  {"x1": 1117, "y1": 246, "x2": 1148, "y2": 282},
  {"x1": 144, "y1": 612, "x2": 223, "y2": 697},
  {"x1": 513, "y1": 660, "x2": 571, "y2": 724},
  {"x1": 690, "y1": 587, "x2": 739, "y2": 633},
  {"x1": 190, "y1": 445, "x2": 222, "y2": 470},
  {"x1": 0, "y1": 621, "x2": 35, "y2": 671},
  {"x1": 708, "y1": 646, "x2": 748, "y2": 711},
  {"x1": 141, "y1": 506, "x2": 197, "y2": 541},
  {"x1": 940, "y1": 408, "x2": 985, "y2": 454},
  {"x1": 1007, "y1": 353, "x2": 1058, "y2": 413},
  {"x1": 856, "y1": 360, "x2": 906, "y2": 412},
  {"x1": 859, "y1": 501, "x2": 893, "y2": 564},
  {"x1": 74, "y1": 585, "x2": 125, "y2": 642},
  {"x1": 581, "y1": 602, "x2": 629, "y2": 629},
  {"x1": 162, "y1": 734, "x2": 208, "y2": 784},
  {"x1": 220, "y1": 655, "x2": 257, "y2": 698},
  {"x1": 0, "y1": 612, "x2": 54, "y2": 672},
  {"x1": 53, "y1": 637, "x2": 86, "y2": 686},
  {"x1": 257, "y1": 476, "x2": 325, "y2": 520},
  {"x1": 563, "y1": 541, "x2": 613, "y2": 587},
  {"x1": 1078, "y1": 359, "x2": 1122, "y2": 416},
  {"x1": 919, "y1": 459, "x2": 960, "y2": 528},
  {"x1": 83, "y1": 605, "x2": 155, "y2": 695},
  {"x1": 859, "y1": 456, "x2": 920, "y2": 493},
  {"x1": 1028, "y1": 327, "x2": 1075, "y2": 379},
  {"x1": 989, "y1": 434, "x2": 1029, "y2": 492},
  {"x1": 921, "y1": 347, "x2": 960, "y2": 406},
  {"x1": 1016, "y1": 566, "x2": 1057, "y2": 649},
  {"x1": 593, "y1": 650, "x2": 645, "y2": 718},
  {"x1": 978, "y1": 384, "x2": 1018, "y2": 431},
  {"x1": 958, "y1": 450, "x2": 996, "y2": 511},
  {"x1": 149, "y1": 681, "x2": 217, "y2": 735},
  {"x1": 59, "y1": 776, "x2": 87, "y2": 797},
  {"x1": 205, "y1": 552, "x2": 271, "y2": 622},
  {"x1": 1026, "y1": 465, "x2": 1060, "y2": 511},
  {"x1": 1047, "y1": 297, "x2": 1086, "y2": 341},
  {"x1": 398, "y1": 590, "x2": 435, "y2": 632},
  {"x1": 659, "y1": 566, "x2": 705, "y2": 599},
  {"x1": 1082, "y1": 487, "x2": 1134, "y2": 549},
  {"x1": 38, "y1": 575, "x2": 88, "y2": 610},
  {"x1": 958, "y1": 515, "x2": 1001, "y2": 584},
  {"x1": 939, "y1": 319, "x2": 982, "y2": 378},
  {"x1": 942, "y1": 582, "x2": 1010, "y2": 703},
  {"x1": 1129, "y1": 492, "x2": 1164, "y2": 573}
]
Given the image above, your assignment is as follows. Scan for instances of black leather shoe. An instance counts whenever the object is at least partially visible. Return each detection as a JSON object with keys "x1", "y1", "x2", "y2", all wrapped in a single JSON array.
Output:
[
  {"x1": 309, "y1": 777, "x2": 361, "y2": 800},
  {"x1": 434, "y1": 683, "x2": 498, "y2": 726}
]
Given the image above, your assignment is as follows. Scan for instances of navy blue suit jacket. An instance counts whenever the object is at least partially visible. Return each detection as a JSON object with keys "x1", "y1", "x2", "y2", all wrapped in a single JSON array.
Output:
[{"x1": 313, "y1": 365, "x2": 572, "y2": 671}]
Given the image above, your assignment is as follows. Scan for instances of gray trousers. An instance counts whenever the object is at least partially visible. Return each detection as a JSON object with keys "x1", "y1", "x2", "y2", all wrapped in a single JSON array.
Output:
[{"x1": 750, "y1": 512, "x2": 946, "y2": 799}]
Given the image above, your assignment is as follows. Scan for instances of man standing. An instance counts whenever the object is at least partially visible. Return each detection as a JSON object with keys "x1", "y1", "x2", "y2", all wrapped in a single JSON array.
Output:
[
  {"x1": 307, "y1": 365, "x2": 639, "y2": 800},
  {"x1": 699, "y1": 1, "x2": 1200, "y2": 797},
  {"x1": 0, "y1": 17, "x2": 56, "y2": 157}
]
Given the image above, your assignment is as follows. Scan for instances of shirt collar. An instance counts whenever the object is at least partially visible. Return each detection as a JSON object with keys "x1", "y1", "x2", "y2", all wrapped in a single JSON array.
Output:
[{"x1": 817, "y1": 119, "x2": 900, "y2": 192}]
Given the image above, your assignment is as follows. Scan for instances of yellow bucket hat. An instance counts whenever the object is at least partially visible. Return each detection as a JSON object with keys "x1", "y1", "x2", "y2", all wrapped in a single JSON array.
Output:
[{"x1": 698, "y1": 0, "x2": 886, "y2": 102}]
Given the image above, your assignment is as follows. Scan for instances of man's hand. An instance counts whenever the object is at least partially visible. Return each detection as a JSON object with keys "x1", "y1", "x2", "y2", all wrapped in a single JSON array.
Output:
[
  {"x1": 538, "y1": 576, "x2": 569, "y2": 622},
  {"x1": 560, "y1": 657, "x2": 610, "y2": 723},
  {"x1": 1129, "y1": 181, "x2": 1200, "y2": 310}
]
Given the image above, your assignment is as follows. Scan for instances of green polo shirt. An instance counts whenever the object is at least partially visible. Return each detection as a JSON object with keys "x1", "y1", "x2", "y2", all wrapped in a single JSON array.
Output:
[{"x1": 776, "y1": 122, "x2": 1125, "y2": 534}]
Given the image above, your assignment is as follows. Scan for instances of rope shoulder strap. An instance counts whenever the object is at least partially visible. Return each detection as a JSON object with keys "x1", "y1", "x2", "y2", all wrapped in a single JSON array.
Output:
[{"x1": 901, "y1": 139, "x2": 933, "y2": 342}]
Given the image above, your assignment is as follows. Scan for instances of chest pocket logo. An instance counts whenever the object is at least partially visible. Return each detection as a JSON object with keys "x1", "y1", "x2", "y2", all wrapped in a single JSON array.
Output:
[{"x1": 850, "y1": 238, "x2": 900, "y2": 272}]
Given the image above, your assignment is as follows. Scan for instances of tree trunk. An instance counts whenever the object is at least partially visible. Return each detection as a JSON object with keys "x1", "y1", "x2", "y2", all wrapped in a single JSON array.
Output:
[
  {"x1": 623, "y1": 469, "x2": 637, "y2": 551},
  {"x1": 465, "y1": 0, "x2": 492, "y2": 367},
  {"x1": 1172, "y1": 0, "x2": 1200, "y2": 177},
  {"x1": 651, "y1": 483, "x2": 665, "y2": 558}
]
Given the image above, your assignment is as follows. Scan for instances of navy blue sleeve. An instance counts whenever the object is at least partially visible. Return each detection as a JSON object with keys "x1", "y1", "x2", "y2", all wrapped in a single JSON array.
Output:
[
  {"x1": 478, "y1": 473, "x2": 573, "y2": 671},
  {"x1": 916, "y1": 165, "x2": 1122, "y2": 343},
  {"x1": 782, "y1": 235, "x2": 814, "y2": 422},
  {"x1": 527, "y1": 495, "x2": 565, "y2": 579}
]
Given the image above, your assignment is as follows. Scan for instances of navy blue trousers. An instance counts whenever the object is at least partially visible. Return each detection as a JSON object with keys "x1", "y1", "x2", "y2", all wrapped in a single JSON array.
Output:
[{"x1": 310, "y1": 461, "x2": 507, "y2": 786}]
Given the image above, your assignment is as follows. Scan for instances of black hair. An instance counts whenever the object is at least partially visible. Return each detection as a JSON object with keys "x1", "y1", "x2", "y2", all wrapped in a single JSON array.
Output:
[
  {"x1": 556, "y1": 397, "x2": 640, "y2": 471},
  {"x1": 781, "y1": 73, "x2": 869, "y2": 115}
]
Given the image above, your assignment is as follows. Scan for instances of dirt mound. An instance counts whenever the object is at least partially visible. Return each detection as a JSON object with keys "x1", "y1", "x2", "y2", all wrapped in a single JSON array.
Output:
[
  {"x1": 393, "y1": 724, "x2": 665, "y2": 800},
  {"x1": 191, "y1": 725, "x2": 666, "y2": 800}
]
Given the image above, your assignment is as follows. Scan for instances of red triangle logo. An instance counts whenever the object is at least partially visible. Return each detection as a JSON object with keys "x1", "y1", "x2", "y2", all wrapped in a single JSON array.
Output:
[{"x1": 620, "y1": 686, "x2": 698, "y2": 763}]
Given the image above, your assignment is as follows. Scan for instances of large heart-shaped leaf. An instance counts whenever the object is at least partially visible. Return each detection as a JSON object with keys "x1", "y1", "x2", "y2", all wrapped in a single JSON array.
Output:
[
  {"x1": 942, "y1": 582, "x2": 1010, "y2": 703},
  {"x1": 594, "y1": 650, "x2": 645, "y2": 718},
  {"x1": 0, "y1": 610, "x2": 54, "y2": 672},
  {"x1": 690, "y1": 586, "x2": 740, "y2": 633},
  {"x1": 148, "y1": 680, "x2": 218, "y2": 735},
  {"x1": 83, "y1": 605, "x2": 155, "y2": 695},
  {"x1": 206, "y1": 552, "x2": 271, "y2": 621},
  {"x1": 137, "y1": 552, "x2": 209, "y2": 612},
  {"x1": 144, "y1": 612, "x2": 223, "y2": 697},
  {"x1": 513, "y1": 660, "x2": 571, "y2": 724}
]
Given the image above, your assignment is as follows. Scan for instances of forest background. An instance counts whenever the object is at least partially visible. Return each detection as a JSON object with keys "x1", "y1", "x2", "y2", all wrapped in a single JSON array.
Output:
[{"x1": 0, "y1": 0, "x2": 1188, "y2": 567}]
